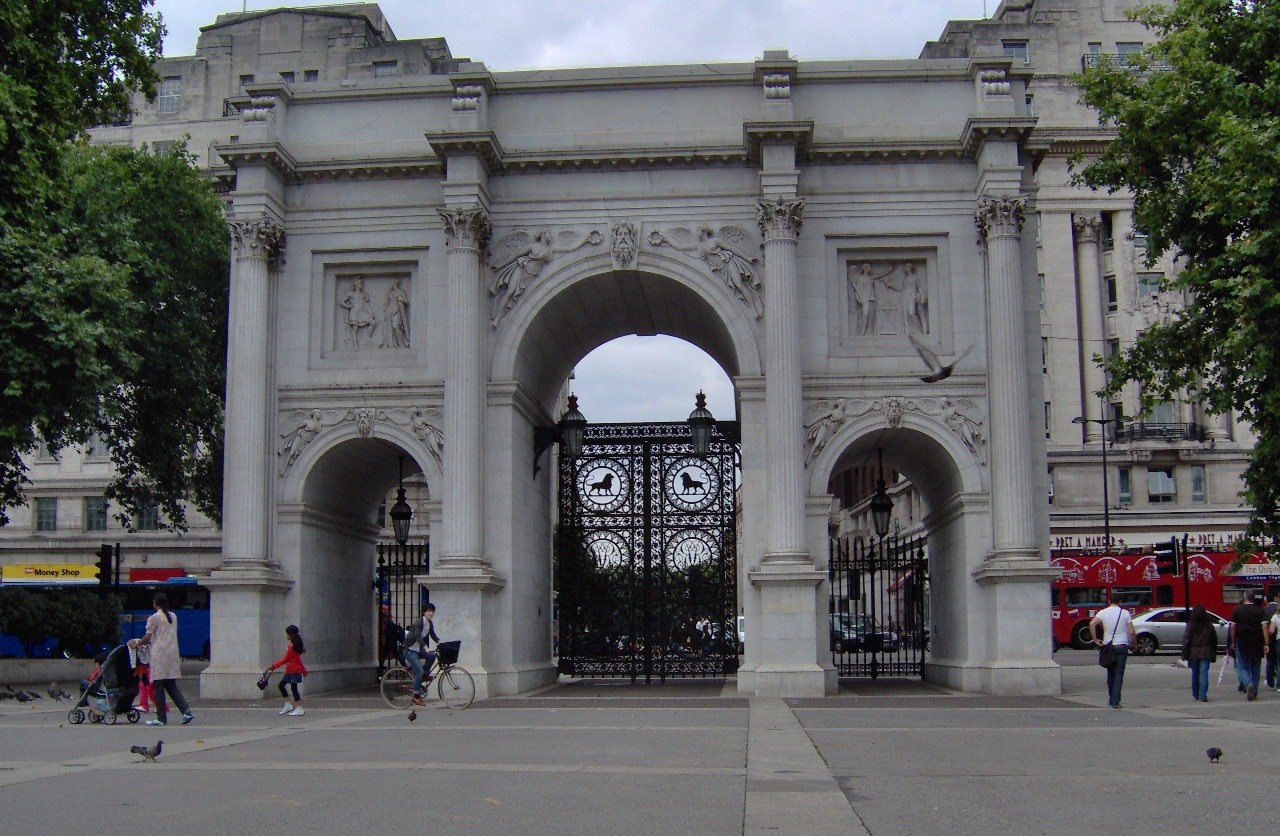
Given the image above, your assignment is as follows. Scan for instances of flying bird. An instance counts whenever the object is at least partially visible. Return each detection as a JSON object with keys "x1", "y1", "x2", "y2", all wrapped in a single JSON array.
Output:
[
  {"x1": 909, "y1": 334, "x2": 973, "y2": 383},
  {"x1": 1207, "y1": 747, "x2": 1223, "y2": 763},
  {"x1": 407, "y1": 710, "x2": 417, "y2": 722},
  {"x1": 130, "y1": 740, "x2": 163, "y2": 762}
]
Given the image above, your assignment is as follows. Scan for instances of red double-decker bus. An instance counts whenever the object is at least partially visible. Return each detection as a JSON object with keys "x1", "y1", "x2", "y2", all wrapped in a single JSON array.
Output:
[{"x1": 1050, "y1": 547, "x2": 1280, "y2": 649}]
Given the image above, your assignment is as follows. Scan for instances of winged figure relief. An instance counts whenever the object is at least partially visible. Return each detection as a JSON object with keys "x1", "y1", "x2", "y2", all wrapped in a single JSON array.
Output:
[
  {"x1": 487, "y1": 228, "x2": 603, "y2": 326},
  {"x1": 649, "y1": 224, "x2": 763, "y2": 318}
]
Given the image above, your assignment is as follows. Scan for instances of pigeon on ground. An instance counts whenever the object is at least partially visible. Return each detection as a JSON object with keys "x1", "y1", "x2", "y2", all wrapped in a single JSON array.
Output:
[
  {"x1": 48, "y1": 682, "x2": 71, "y2": 701},
  {"x1": 407, "y1": 710, "x2": 417, "y2": 722},
  {"x1": 14, "y1": 691, "x2": 32, "y2": 703},
  {"x1": 1207, "y1": 747, "x2": 1223, "y2": 763},
  {"x1": 909, "y1": 334, "x2": 974, "y2": 383},
  {"x1": 130, "y1": 741, "x2": 163, "y2": 762}
]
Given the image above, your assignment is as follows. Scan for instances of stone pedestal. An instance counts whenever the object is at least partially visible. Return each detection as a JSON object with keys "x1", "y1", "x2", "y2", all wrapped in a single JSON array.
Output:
[
  {"x1": 424, "y1": 569, "x2": 507, "y2": 700},
  {"x1": 199, "y1": 567, "x2": 291, "y2": 698},
  {"x1": 745, "y1": 566, "x2": 830, "y2": 697}
]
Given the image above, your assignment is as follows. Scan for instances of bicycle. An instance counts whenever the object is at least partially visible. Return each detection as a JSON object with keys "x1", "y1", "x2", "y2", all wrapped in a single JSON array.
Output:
[{"x1": 380, "y1": 639, "x2": 475, "y2": 710}]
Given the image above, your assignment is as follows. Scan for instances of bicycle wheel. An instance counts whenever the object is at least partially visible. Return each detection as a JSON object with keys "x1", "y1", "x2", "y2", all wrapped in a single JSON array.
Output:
[
  {"x1": 436, "y1": 665, "x2": 475, "y2": 709},
  {"x1": 379, "y1": 666, "x2": 416, "y2": 710}
]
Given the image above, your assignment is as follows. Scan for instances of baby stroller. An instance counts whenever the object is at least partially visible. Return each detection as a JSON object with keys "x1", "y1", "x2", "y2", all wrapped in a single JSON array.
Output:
[{"x1": 68, "y1": 644, "x2": 140, "y2": 725}]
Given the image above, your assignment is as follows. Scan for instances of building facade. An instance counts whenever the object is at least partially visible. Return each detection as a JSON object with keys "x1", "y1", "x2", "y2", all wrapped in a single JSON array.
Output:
[{"x1": 3, "y1": 0, "x2": 1246, "y2": 698}]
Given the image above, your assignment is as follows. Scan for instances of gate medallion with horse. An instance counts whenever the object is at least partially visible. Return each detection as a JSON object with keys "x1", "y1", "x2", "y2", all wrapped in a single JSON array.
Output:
[{"x1": 556, "y1": 422, "x2": 738, "y2": 682}]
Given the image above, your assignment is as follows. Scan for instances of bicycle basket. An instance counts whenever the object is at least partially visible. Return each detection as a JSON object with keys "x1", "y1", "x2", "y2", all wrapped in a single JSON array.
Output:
[{"x1": 437, "y1": 641, "x2": 461, "y2": 665}]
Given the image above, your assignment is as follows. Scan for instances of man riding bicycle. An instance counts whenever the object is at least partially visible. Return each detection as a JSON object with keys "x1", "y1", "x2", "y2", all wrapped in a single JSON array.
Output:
[{"x1": 402, "y1": 603, "x2": 440, "y2": 707}]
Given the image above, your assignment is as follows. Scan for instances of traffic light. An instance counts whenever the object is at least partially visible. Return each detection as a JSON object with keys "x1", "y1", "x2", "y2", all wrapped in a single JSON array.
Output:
[
  {"x1": 1153, "y1": 537, "x2": 1180, "y2": 576},
  {"x1": 94, "y1": 543, "x2": 114, "y2": 588}
]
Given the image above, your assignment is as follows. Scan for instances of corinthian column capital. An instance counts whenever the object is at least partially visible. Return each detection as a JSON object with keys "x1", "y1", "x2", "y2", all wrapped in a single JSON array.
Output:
[
  {"x1": 439, "y1": 207, "x2": 492, "y2": 251},
  {"x1": 756, "y1": 197, "x2": 805, "y2": 243},
  {"x1": 974, "y1": 195, "x2": 1027, "y2": 243},
  {"x1": 229, "y1": 217, "x2": 285, "y2": 262},
  {"x1": 1072, "y1": 213, "x2": 1101, "y2": 243}
]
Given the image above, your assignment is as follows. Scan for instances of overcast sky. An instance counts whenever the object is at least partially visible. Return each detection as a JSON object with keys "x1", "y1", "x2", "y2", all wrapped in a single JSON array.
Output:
[{"x1": 149, "y1": 0, "x2": 989, "y2": 423}]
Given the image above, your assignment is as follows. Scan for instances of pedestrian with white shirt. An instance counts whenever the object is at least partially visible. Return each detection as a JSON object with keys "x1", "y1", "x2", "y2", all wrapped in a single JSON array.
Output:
[{"x1": 1090, "y1": 601, "x2": 1137, "y2": 709}]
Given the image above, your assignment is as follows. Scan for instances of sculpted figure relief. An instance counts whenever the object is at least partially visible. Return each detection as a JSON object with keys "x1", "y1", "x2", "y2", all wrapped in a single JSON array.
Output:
[
  {"x1": 410, "y1": 407, "x2": 444, "y2": 470},
  {"x1": 487, "y1": 228, "x2": 603, "y2": 326},
  {"x1": 380, "y1": 278, "x2": 410, "y2": 349},
  {"x1": 648, "y1": 224, "x2": 763, "y2": 318},
  {"x1": 278, "y1": 409, "x2": 327, "y2": 475},
  {"x1": 340, "y1": 277, "x2": 377, "y2": 350},
  {"x1": 804, "y1": 399, "x2": 849, "y2": 466},
  {"x1": 847, "y1": 261, "x2": 930, "y2": 336}
]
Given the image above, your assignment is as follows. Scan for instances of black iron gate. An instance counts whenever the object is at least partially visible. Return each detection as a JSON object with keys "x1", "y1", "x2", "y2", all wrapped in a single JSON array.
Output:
[
  {"x1": 556, "y1": 422, "x2": 738, "y2": 681},
  {"x1": 828, "y1": 534, "x2": 928, "y2": 678},
  {"x1": 374, "y1": 541, "x2": 429, "y2": 677}
]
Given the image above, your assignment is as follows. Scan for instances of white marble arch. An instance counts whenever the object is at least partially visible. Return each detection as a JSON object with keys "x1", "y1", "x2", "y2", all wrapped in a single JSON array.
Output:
[
  {"x1": 801, "y1": 410, "x2": 988, "y2": 690},
  {"x1": 270, "y1": 422, "x2": 442, "y2": 693},
  {"x1": 490, "y1": 248, "x2": 765, "y2": 407}
]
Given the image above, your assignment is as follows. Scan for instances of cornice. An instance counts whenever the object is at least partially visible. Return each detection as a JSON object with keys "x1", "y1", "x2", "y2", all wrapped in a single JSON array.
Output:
[
  {"x1": 808, "y1": 141, "x2": 968, "y2": 163},
  {"x1": 423, "y1": 129, "x2": 504, "y2": 171},
  {"x1": 960, "y1": 116, "x2": 1039, "y2": 155},
  {"x1": 294, "y1": 157, "x2": 443, "y2": 182},
  {"x1": 1026, "y1": 126, "x2": 1118, "y2": 157},
  {"x1": 214, "y1": 141, "x2": 297, "y2": 179},
  {"x1": 496, "y1": 146, "x2": 750, "y2": 172},
  {"x1": 743, "y1": 120, "x2": 814, "y2": 164}
]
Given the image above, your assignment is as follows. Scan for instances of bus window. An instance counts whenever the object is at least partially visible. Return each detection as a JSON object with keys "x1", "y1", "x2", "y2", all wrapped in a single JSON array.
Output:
[
  {"x1": 1051, "y1": 588, "x2": 1060, "y2": 607},
  {"x1": 1111, "y1": 586, "x2": 1153, "y2": 608},
  {"x1": 1065, "y1": 587, "x2": 1107, "y2": 607},
  {"x1": 1223, "y1": 584, "x2": 1264, "y2": 605},
  {"x1": 1155, "y1": 585, "x2": 1174, "y2": 606}
]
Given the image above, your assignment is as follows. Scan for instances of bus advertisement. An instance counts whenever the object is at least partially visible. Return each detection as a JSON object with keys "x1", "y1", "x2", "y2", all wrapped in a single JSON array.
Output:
[{"x1": 1050, "y1": 547, "x2": 1280, "y2": 650}]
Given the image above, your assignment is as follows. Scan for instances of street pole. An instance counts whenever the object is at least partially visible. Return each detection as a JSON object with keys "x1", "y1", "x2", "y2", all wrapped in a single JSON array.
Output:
[{"x1": 1100, "y1": 426, "x2": 1110, "y2": 554}]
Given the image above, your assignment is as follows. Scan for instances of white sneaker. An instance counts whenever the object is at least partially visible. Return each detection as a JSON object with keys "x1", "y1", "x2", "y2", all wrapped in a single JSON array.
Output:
[
  {"x1": 279, "y1": 702, "x2": 294, "y2": 715},
  {"x1": 287, "y1": 707, "x2": 305, "y2": 716}
]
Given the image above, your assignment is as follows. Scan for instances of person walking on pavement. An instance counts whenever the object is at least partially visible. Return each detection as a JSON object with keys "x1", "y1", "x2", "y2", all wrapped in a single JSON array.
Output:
[
  {"x1": 403, "y1": 603, "x2": 440, "y2": 706},
  {"x1": 267, "y1": 624, "x2": 309, "y2": 716},
  {"x1": 1180, "y1": 604, "x2": 1218, "y2": 702},
  {"x1": 127, "y1": 592, "x2": 194, "y2": 726},
  {"x1": 1228, "y1": 591, "x2": 1269, "y2": 701},
  {"x1": 1091, "y1": 601, "x2": 1136, "y2": 709},
  {"x1": 1263, "y1": 592, "x2": 1279, "y2": 690}
]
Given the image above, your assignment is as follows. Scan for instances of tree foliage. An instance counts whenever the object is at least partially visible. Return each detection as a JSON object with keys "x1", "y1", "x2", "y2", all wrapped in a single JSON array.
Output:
[
  {"x1": 0, "y1": 587, "x2": 119, "y2": 657},
  {"x1": 0, "y1": 2, "x2": 230, "y2": 529},
  {"x1": 1075, "y1": 0, "x2": 1280, "y2": 551}
]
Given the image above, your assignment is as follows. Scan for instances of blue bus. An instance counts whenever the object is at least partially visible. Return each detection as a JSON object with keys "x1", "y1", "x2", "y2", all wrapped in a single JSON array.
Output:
[{"x1": 117, "y1": 579, "x2": 212, "y2": 659}]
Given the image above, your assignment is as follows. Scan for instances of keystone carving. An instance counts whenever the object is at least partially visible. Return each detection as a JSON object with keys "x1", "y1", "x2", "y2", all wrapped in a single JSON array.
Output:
[{"x1": 277, "y1": 406, "x2": 444, "y2": 476}]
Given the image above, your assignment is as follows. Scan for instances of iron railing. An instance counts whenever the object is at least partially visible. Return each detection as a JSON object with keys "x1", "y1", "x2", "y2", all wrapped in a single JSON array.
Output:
[{"x1": 1113, "y1": 421, "x2": 1208, "y2": 443}]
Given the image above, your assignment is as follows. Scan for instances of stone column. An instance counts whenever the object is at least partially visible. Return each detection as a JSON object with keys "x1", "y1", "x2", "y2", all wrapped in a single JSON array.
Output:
[
  {"x1": 757, "y1": 197, "x2": 807, "y2": 562},
  {"x1": 438, "y1": 207, "x2": 492, "y2": 570},
  {"x1": 222, "y1": 217, "x2": 284, "y2": 567},
  {"x1": 976, "y1": 196, "x2": 1038, "y2": 558},
  {"x1": 1072, "y1": 213, "x2": 1106, "y2": 442}
]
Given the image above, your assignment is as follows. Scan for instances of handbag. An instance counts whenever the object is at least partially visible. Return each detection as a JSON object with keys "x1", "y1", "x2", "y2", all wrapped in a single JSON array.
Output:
[
  {"x1": 1097, "y1": 609, "x2": 1123, "y2": 668},
  {"x1": 256, "y1": 669, "x2": 272, "y2": 690}
]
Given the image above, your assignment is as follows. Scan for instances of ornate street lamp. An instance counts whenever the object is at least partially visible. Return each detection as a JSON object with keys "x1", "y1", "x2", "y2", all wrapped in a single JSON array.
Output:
[
  {"x1": 687, "y1": 390, "x2": 716, "y2": 456},
  {"x1": 533, "y1": 394, "x2": 589, "y2": 476},
  {"x1": 388, "y1": 455, "x2": 413, "y2": 545},
  {"x1": 869, "y1": 449, "x2": 894, "y2": 539}
]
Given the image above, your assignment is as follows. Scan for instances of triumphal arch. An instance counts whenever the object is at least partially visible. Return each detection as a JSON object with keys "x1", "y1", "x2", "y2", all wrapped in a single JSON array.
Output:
[{"x1": 199, "y1": 25, "x2": 1059, "y2": 698}]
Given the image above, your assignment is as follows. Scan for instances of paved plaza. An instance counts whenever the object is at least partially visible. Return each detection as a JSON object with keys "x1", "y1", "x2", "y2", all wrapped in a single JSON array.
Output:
[{"x1": 2, "y1": 652, "x2": 1276, "y2": 835}]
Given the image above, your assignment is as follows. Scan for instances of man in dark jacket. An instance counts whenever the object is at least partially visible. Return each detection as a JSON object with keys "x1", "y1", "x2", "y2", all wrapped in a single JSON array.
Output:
[
  {"x1": 402, "y1": 603, "x2": 440, "y2": 706},
  {"x1": 1228, "y1": 592, "x2": 1270, "y2": 701}
]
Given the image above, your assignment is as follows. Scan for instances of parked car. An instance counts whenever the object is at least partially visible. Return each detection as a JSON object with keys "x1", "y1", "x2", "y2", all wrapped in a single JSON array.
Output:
[
  {"x1": 830, "y1": 613, "x2": 899, "y2": 653},
  {"x1": 1129, "y1": 607, "x2": 1231, "y2": 656}
]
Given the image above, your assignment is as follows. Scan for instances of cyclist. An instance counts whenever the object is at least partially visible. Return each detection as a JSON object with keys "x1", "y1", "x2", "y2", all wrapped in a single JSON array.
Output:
[{"x1": 402, "y1": 603, "x2": 440, "y2": 706}]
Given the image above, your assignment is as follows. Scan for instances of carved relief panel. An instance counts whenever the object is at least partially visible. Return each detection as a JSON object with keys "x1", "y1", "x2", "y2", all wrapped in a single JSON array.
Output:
[{"x1": 312, "y1": 250, "x2": 426, "y2": 367}]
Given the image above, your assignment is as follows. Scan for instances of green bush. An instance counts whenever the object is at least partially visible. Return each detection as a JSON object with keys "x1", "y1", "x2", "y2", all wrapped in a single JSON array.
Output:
[{"x1": 0, "y1": 587, "x2": 121, "y2": 657}]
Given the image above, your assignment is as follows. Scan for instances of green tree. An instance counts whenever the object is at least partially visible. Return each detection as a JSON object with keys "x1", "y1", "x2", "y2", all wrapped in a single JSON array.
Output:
[
  {"x1": 0, "y1": 3, "x2": 230, "y2": 529},
  {"x1": 1075, "y1": 0, "x2": 1280, "y2": 551}
]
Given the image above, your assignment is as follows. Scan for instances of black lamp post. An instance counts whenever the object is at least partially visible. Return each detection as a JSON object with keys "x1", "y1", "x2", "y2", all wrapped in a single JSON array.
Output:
[
  {"x1": 687, "y1": 390, "x2": 716, "y2": 456},
  {"x1": 1072, "y1": 414, "x2": 1120, "y2": 553},
  {"x1": 869, "y1": 449, "x2": 894, "y2": 539},
  {"x1": 865, "y1": 449, "x2": 894, "y2": 680},
  {"x1": 388, "y1": 455, "x2": 413, "y2": 545},
  {"x1": 533, "y1": 395, "x2": 589, "y2": 476}
]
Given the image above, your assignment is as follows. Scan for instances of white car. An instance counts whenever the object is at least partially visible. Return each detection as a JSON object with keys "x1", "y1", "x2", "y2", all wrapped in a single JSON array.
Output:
[{"x1": 1129, "y1": 607, "x2": 1231, "y2": 656}]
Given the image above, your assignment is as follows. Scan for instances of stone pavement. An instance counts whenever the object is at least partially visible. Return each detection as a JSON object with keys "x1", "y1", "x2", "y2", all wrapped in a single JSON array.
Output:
[{"x1": 1, "y1": 651, "x2": 1278, "y2": 835}]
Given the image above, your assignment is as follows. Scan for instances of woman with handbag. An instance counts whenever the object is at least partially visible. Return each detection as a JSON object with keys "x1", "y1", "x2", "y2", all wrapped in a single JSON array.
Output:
[
  {"x1": 1180, "y1": 605, "x2": 1218, "y2": 702},
  {"x1": 1090, "y1": 601, "x2": 1136, "y2": 709}
]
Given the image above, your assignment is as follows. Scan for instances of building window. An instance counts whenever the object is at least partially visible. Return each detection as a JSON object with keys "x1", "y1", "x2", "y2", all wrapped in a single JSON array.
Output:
[
  {"x1": 1106, "y1": 338, "x2": 1120, "y2": 358},
  {"x1": 1137, "y1": 272, "x2": 1163, "y2": 297},
  {"x1": 1148, "y1": 467, "x2": 1176, "y2": 503},
  {"x1": 1118, "y1": 467, "x2": 1132, "y2": 505},
  {"x1": 1041, "y1": 337, "x2": 1049, "y2": 373},
  {"x1": 1191, "y1": 465, "x2": 1206, "y2": 502},
  {"x1": 151, "y1": 140, "x2": 176, "y2": 156},
  {"x1": 34, "y1": 435, "x2": 55, "y2": 461},
  {"x1": 280, "y1": 71, "x2": 295, "y2": 83},
  {"x1": 1110, "y1": 401, "x2": 1126, "y2": 429},
  {"x1": 35, "y1": 497, "x2": 57, "y2": 531},
  {"x1": 239, "y1": 74, "x2": 255, "y2": 88},
  {"x1": 1044, "y1": 402, "x2": 1051, "y2": 439},
  {"x1": 304, "y1": 69, "x2": 319, "y2": 82},
  {"x1": 1101, "y1": 213, "x2": 1115, "y2": 250},
  {"x1": 157, "y1": 77, "x2": 182, "y2": 114},
  {"x1": 85, "y1": 497, "x2": 109, "y2": 532},
  {"x1": 1150, "y1": 400, "x2": 1175, "y2": 424},
  {"x1": 1048, "y1": 466, "x2": 1055, "y2": 505},
  {"x1": 1026, "y1": 93, "x2": 1035, "y2": 115},
  {"x1": 1105, "y1": 276, "x2": 1117, "y2": 312},
  {"x1": 1037, "y1": 273, "x2": 1046, "y2": 309},
  {"x1": 373, "y1": 60, "x2": 399, "y2": 78},
  {"x1": 1088, "y1": 42, "x2": 1102, "y2": 56},
  {"x1": 84, "y1": 430, "x2": 107, "y2": 458},
  {"x1": 1116, "y1": 41, "x2": 1144, "y2": 65},
  {"x1": 377, "y1": 502, "x2": 386, "y2": 528},
  {"x1": 1002, "y1": 40, "x2": 1030, "y2": 64},
  {"x1": 136, "y1": 504, "x2": 161, "y2": 531}
]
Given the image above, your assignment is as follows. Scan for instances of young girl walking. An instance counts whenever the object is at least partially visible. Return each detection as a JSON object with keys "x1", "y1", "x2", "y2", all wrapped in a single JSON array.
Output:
[{"x1": 267, "y1": 624, "x2": 309, "y2": 716}]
